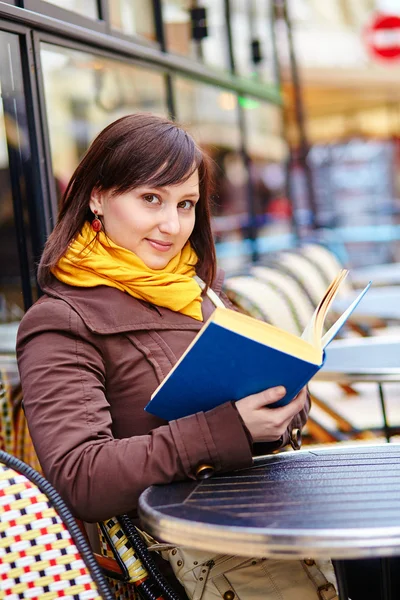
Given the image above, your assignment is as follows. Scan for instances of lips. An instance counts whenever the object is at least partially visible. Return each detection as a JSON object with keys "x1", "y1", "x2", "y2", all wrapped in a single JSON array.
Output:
[{"x1": 146, "y1": 238, "x2": 173, "y2": 252}]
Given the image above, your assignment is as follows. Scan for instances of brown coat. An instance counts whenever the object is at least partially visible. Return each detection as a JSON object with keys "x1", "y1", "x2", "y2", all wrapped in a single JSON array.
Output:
[{"x1": 17, "y1": 270, "x2": 310, "y2": 523}]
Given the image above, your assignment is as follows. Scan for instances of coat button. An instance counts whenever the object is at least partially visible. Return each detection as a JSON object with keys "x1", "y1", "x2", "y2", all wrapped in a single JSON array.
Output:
[
  {"x1": 195, "y1": 464, "x2": 215, "y2": 479},
  {"x1": 290, "y1": 428, "x2": 302, "y2": 450},
  {"x1": 223, "y1": 592, "x2": 235, "y2": 600}
]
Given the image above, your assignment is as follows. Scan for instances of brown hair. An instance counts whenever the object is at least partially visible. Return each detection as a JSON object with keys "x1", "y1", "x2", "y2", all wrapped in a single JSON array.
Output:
[{"x1": 38, "y1": 113, "x2": 216, "y2": 288}]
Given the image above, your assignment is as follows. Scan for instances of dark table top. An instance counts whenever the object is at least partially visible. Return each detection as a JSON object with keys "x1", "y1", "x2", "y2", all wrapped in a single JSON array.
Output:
[{"x1": 139, "y1": 444, "x2": 400, "y2": 560}]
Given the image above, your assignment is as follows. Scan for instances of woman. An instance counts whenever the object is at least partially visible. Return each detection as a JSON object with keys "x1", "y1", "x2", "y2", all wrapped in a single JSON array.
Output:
[{"x1": 17, "y1": 113, "x2": 316, "y2": 598}]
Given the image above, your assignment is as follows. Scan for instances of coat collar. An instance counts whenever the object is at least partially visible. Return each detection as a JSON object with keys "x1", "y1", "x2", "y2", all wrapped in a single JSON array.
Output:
[{"x1": 41, "y1": 269, "x2": 226, "y2": 335}]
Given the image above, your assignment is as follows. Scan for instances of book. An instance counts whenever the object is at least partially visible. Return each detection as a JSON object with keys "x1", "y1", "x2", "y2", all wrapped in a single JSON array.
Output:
[{"x1": 145, "y1": 270, "x2": 371, "y2": 420}]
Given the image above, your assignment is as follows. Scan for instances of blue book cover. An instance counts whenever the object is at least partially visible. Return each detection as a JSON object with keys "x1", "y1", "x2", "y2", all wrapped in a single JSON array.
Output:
[{"x1": 145, "y1": 277, "x2": 371, "y2": 421}]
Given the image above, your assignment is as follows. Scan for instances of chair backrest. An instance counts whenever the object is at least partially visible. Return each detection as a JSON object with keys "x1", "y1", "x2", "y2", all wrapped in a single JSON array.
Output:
[
  {"x1": 250, "y1": 265, "x2": 315, "y2": 334},
  {"x1": 266, "y1": 250, "x2": 345, "y2": 331},
  {"x1": 274, "y1": 250, "x2": 329, "y2": 307},
  {"x1": 224, "y1": 275, "x2": 301, "y2": 335},
  {"x1": 0, "y1": 450, "x2": 114, "y2": 600},
  {"x1": 0, "y1": 357, "x2": 42, "y2": 472},
  {"x1": 300, "y1": 243, "x2": 353, "y2": 296}
]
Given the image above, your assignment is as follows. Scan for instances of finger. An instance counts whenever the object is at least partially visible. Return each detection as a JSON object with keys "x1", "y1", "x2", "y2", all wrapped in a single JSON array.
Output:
[
  {"x1": 293, "y1": 387, "x2": 308, "y2": 401},
  {"x1": 263, "y1": 390, "x2": 306, "y2": 421},
  {"x1": 248, "y1": 386, "x2": 287, "y2": 408}
]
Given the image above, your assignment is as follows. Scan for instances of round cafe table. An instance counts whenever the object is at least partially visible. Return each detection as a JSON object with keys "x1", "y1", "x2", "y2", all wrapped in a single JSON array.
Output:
[{"x1": 139, "y1": 443, "x2": 400, "y2": 600}]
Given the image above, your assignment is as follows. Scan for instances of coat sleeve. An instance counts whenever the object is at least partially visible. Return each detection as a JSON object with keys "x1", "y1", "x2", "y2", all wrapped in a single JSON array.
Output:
[{"x1": 17, "y1": 299, "x2": 253, "y2": 522}]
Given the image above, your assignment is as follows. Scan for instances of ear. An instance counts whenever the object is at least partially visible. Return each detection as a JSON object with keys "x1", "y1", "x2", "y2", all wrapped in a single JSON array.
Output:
[{"x1": 89, "y1": 188, "x2": 104, "y2": 216}]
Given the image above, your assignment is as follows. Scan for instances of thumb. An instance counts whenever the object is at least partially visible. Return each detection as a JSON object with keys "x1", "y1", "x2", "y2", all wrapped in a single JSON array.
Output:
[{"x1": 248, "y1": 385, "x2": 287, "y2": 408}]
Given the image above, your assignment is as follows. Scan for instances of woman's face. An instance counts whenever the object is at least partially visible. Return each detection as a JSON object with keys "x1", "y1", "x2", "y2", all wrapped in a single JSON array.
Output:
[{"x1": 90, "y1": 170, "x2": 199, "y2": 270}]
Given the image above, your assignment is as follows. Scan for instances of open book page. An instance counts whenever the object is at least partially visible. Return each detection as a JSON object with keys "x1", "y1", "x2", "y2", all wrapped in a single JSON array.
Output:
[
  {"x1": 321, "y1": 281, "x2": 372, "y2": 348},
  {"x1": 301, "y1": 269, "x2": 349, "y2": 348}
]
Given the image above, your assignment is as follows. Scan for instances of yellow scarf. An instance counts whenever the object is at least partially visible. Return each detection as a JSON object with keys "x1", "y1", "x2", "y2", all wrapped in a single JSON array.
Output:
[{"x1": 52, "y1": 222, "x2": 203, "y2": 321}]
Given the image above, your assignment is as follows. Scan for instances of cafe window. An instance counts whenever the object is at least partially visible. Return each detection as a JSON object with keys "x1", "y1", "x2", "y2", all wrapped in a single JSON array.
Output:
[
  {"x1": 109, "y1": 0, "x2": 156, "y2": 41},
  {"x1": 0, "y1": 30, "x2": 37, "y2": 331},
  {"x1": 38, "y1": 0, "x2": 99, "y2": 20},
  {"x1": 162, "y1": 0, "x2": 229, "y2": 71},
  {"x1": 174, "y1": 77, "x2": 251, "y2": 271},
  {"x1": 40, "y1": 43, "x2": 169, "y2": 200}
]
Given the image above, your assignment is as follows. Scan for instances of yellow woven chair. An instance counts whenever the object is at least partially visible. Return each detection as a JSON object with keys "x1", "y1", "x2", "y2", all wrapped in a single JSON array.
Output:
[
  {"x1": 0, "y1": 363, "x2": 184, "y2": 600},
  {"x1": 0, "y1": 450, "x2": 114, "y2": 600}
]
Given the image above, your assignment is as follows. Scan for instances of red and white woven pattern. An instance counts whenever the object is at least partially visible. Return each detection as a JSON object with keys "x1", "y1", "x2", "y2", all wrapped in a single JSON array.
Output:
[{"x1": 0, "y1": 463, "x2": 103, "y2": 600}]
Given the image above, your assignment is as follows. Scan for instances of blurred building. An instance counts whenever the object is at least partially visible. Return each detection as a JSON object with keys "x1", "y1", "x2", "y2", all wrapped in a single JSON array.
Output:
[
  {"x1": 283, "y1": 0, "x2": 400, "y2": 266},
  {"x1": 2, "y1": 0, "x2": 400, "y2": 325}
]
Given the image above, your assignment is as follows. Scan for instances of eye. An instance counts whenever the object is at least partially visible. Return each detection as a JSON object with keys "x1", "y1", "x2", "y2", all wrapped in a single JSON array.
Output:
[
  {"x1": 178, "y1": 200, "x2": 196, "y2": 210},
  {"x1": 143, "y1": 193, "x2": 161, "y2": 205}
]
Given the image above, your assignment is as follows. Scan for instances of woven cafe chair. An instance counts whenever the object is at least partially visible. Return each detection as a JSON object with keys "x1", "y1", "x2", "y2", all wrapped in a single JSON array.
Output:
[
  {"x1": 0, "y1": 356, "x2": 185, "y2": 600},
  {"x1": 0, "y1": 449, "x2": 187, "y2": 600},
  {"x1": 224, "y1": 275, "x2": 301, "y2": 336},
  {"x1": 0, "y1": 357, "x2": 42, "y2": 472},
  {"x1": 300, "y1": 243, "x2": 352, "y2": 294},
  {"x1": 250, "y1": 265, "x2": 315, "y2": 333},
  {"x1": 271, "y1": 250, "x2": 330, "y2": 309},
  {"x1": 0, "y1": 450, "x2": 114, "y2": 600},
  {"x1": 269, "y1": 249, "x2": 379, "y2": 341},
  {"x1": 298, "y1": 243, "x2": 392, "y2": 334}
]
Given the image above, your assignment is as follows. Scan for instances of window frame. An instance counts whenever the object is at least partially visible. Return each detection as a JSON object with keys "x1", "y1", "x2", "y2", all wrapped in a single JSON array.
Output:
[
  {"x1": 22, "y1": 0, "x2": 107, "y2": 34},
  {"x1": 0, "y1": 20, "x2": 48, "y2": 308},
  {"x1": 107, "y1": 0, "x2": 161, "y2": 50},
  {"x1": 0, "y1": 2, "x2": 281, "y2": 105}
]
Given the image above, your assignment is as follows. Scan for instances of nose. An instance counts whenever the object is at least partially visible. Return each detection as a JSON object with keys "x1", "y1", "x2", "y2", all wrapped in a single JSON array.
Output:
[{"x1": 159, "y1": 206, "x2": 180, "y2": 236}]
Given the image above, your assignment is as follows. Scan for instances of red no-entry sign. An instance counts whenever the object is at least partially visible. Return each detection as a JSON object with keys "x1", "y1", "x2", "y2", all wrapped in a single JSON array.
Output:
[{"x1": 365, "y1": 13, "x2": 400, "y2": 60}]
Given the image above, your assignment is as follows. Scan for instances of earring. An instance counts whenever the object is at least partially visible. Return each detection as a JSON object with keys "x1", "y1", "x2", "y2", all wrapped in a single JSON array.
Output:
[{"x1": 91, "y1": 210, "x2": 102, "y2": 232}]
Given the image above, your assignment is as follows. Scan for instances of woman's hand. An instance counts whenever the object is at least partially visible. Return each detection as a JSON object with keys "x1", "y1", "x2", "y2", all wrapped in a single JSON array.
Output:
[{"x1": 235, "y1": 386, "x2": 308, "y2": 443}]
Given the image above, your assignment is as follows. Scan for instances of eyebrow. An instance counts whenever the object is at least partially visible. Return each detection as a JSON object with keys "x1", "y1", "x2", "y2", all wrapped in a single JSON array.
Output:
[
  {"x1": 182, "y1": 193, "x2": 200, "y2": 199},
  {"x1": 146, "y1": 186, "x2": 200, "y2": 199}
]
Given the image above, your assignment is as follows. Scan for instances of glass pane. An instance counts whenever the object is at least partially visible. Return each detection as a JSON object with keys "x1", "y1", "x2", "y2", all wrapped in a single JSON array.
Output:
[
  {"x1": 162, "y1": 0, "x2": 229, "y2": 71},
  {"x1": 174, "y1": 77, "x2": 250, "y2": 272},
  {"x1": 201, "y1": 0, "x2": 230, "y2": 71},
  {"x1": 230, "y1": 0, "x2": 252, "y2": 77},
  {"x1": 0, "y1": 83, "x2": 22, "y2": 327},
  {"x1": 231, "y1": 0, "x2": 276, "y2": 83},
  {"x1": 109, "y1": 0, "x2": 156, "y2": 41},
  {"x1": 0, "y1": 31, "x2": 36, "y2": 345},
  {"x1": 40, "y1": 44, "x2": 169, "y2": 199},
  {"x1": 162, "y1": 1, "x2": 193, "y2": 58},
  {"x1": 242, "y1": 99, "x2": 292, "y2": 255},
  {"x1": 252, "y1": 0, "x2": 277, "y2": 84},
  {"x1": 41, "y1": 0, "x2": 98, "y2": 19}
]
